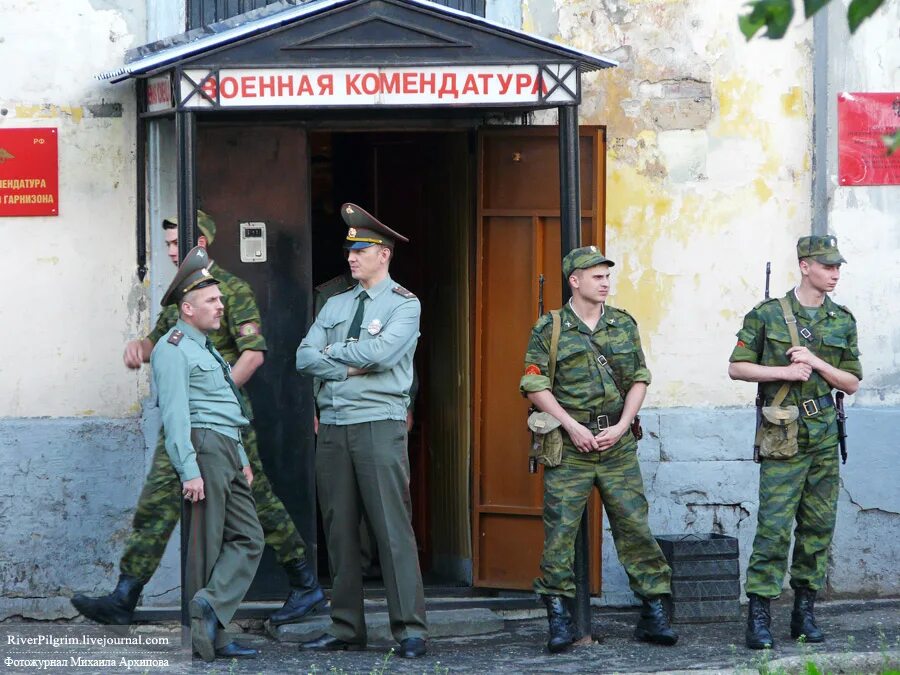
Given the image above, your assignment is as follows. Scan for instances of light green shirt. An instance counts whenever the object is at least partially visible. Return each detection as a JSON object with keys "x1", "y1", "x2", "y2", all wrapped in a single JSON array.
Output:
[
  {"x1": 296, "y1": 274, "x2": 419, "y2": 425},
  {"x1": 151, "y1": 319, "x2": 250, "y2": 481}
]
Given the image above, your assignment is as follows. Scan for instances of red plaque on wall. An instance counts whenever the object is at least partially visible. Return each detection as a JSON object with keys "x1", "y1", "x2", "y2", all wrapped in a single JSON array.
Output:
[
  {"x1": 837, "y1": 92, "x2": 900, "y2": 186},
  {"x1": 0, "y1": 128, "x2": 59, "y2": 216}
]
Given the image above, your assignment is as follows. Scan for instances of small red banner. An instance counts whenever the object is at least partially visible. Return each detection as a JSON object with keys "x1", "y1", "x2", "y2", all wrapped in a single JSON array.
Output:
[
  {"x1": 837, "y1": 92, "x2": 900, "y2": 186},
  {"x1": 0, "y1": 128, "x2": 59, "y2": 217}
]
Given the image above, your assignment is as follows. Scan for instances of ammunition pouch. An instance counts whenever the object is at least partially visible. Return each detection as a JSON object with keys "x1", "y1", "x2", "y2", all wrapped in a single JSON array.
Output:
[
  {"x1": 757, "y1": 405, "x2": 800, "y2": 459},
  {"x1": 527, "y1": 411, "x2": 563, "y2": 468}
]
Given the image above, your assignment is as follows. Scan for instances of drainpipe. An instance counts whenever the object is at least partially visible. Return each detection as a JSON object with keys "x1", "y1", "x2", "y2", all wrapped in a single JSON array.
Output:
[{"x1": 811, "y1": 9, "x2": 828, "y2": 235}]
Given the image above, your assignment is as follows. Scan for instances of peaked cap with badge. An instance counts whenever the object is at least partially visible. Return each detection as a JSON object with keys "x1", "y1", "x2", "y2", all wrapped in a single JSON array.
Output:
[
  {"x1": 161, "y1": 245, "x2": 220, "y2": 307},
  {"x1": 163, "y1": 209, "x2": 217, "y2": 244},
  {"x1": 342, "y1": 203, "x2": 409, "y2": 250},
  {"x1": 562, "y1": 245, "x2": 615, "y2": 278},
  {"x1": 796, "y1": 235, "x2": 846, "y2": 265}
]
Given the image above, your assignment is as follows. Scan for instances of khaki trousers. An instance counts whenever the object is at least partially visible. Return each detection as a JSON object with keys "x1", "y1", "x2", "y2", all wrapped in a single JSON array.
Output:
[
  {"x1": 317, "y1": 420, "x2": 427, "y2": 644},
  {"x1": 187, "y1": 428, "x2": 264, "y2": 647}
]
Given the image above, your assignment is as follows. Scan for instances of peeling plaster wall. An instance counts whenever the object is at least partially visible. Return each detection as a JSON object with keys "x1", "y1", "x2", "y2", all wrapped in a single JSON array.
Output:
[{"x1": 0, "y1": 0, "x2": 148, "y2": 418}]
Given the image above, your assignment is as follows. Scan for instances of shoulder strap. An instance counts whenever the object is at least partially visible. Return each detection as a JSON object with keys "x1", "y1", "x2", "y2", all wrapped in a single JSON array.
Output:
[
  {"x1": 548, "y1": 310, "x2": 561, "y2": 386},
  {"x1": 581, "y1": 334, "x2": 627, "y2": 400},
  {"x1": 770, "y1": 297, "x2": 802, "y2": 407}
]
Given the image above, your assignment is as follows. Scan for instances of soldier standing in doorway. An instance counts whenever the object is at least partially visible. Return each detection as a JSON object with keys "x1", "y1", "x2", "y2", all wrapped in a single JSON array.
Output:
[
  {"x1": 729, "y1": 236, "x2": 861, "y2": 649},
  {"x1": 70, "y1": 211, "x2": 325, "y2": 627},
  {"x1": 520, "y1": 246, "x2": 677, "y2": 654},
  {"x1": 296, "y1": 203, "x2": 428, "y2": 659}
]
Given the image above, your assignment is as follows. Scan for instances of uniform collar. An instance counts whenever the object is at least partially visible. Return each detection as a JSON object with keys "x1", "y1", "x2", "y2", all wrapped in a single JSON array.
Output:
[
  {"x1": 786, "y1": 289, "x2": 838, "y2": 323},
  {"x1": 353, "y1": 274, "x2": 393, "y2": 300},
  {"x1": 561, "y1": 301, "x2": 610, "y2": 333},
  {"x1": 175, "y1": 318, "x2": 208, "y2": 345}
]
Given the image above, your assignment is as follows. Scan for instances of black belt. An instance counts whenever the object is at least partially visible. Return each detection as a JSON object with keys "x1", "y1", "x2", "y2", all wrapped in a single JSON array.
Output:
[
  {"x1": 565, "y1": 409, "x2": 622, "y2": 432},
  {"x1": 769, "y1": 394, "x2": 833, "y2": 417}
]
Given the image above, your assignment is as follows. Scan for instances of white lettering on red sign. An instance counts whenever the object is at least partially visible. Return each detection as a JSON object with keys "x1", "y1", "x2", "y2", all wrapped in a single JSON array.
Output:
[{"x1": 180, "y1": 65, "x2": 575, "y2": 109}]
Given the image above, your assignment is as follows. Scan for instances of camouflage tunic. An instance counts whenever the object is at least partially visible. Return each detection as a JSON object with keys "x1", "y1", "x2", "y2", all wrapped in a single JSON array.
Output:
[
  {"x1": 730, "y1": 290, "x2": 862, "y2": 596},
  {"x1": 521, "y1": 303, "x2": 671, "y2": 599},
  {"x1": 120, "y1": 262, "x2": 308, "y2": 583}
]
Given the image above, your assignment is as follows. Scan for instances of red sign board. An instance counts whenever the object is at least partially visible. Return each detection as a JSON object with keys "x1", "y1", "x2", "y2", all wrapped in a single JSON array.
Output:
[
  {"x1": 837, "y1": 92, "x2": 900, "y2": 186},
  {"x1": 0, "y1": 128, "x2": 59, "y2": 216}
]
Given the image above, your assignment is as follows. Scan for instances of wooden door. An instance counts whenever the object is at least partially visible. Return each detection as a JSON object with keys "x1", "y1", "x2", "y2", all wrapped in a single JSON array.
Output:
[
  {"x1": 196, "y1": 124, "x2": 315, "y2": 599},
  {"x1": 473, "y1": 126, "x2": 606, "y2": 591}
]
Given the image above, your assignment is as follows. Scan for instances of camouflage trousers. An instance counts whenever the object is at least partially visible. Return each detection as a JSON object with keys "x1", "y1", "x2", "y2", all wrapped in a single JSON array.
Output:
[
  {"x1": 120, "y1": 425, "x2": 307, "y2": 584},
  {"x1": 535, "y1": 441, "x2": 672, "y2": 599},
  {"x1": 745, "y1": 443, "x2": 839, "y2": 598}
]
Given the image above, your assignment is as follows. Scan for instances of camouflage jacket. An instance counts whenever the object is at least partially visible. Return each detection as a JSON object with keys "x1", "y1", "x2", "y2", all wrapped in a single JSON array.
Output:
[
  {"x1": 148, "y1": 261, "x2": 268, "y2": 366},
  {"x1": 729, "y1": 290, "x2": 862, "y2": 451},
  {"x1": 520, "y1": 303, "x2": 651, "y2": 457}
]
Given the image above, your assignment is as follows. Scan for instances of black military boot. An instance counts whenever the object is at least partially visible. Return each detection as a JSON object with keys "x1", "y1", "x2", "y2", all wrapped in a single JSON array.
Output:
[
  {"x1": 746, "y1": 594, "x2": 774, "y2": 649},
  {"x1": 543, "y1": 595, "x2": 577, "y2": 653},
  {"x1": 269, "y1": 558, "x2": 327, "y2": 626},
  {"x1": 634, "y1": 597, "x2": 678, "y2": 646},
  {"x1": 790, "y1": 587, "x2": 824, "y2": 643},
  {"x1": 70, "y1": 574, "x2": 143, "y2": 625}
]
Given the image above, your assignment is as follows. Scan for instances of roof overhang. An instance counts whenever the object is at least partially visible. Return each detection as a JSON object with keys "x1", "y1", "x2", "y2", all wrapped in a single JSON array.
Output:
[{"x1": 100, "y1": 0, "x2": 616, "y2": 113}]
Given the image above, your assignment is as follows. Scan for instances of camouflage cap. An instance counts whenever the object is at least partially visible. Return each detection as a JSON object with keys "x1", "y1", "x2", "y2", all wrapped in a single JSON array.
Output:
[
  {"x1": 161, "y1": 245, "x2": 220, "y2": 307},
  {"x1": 797, "y1": 235, "x2": 846, "y2": 264},
  {"x1": 341, "y1": 203, "x2": 409, "y2": 250},
  {"x1": 163, "y1": 210, "x2": 216, "y2": 244},
  {"x1": 562, "y1": 245, "x2": 615, "y2": 278}
]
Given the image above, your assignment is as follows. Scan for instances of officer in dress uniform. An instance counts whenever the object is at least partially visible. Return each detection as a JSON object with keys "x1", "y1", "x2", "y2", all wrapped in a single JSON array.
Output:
[
  {"x1": 151, "y1": 246, "x2": 264, "y2": 661},
  {"x1": 520, "y1": 246, "x2": 677, "y2": 653},
  {"x1": 729, "y1": 236, "x2": 862, "y2": 649},
  {"x1": 71, "y1": 212, "x2": 324, "y2": 628},
  {"x1": 296, "y1": 204, "x2": 428, "y2": 659}
]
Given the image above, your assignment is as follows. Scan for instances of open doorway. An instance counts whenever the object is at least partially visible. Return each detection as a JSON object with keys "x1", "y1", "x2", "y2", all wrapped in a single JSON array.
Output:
[{"x1": 309, "y1": 130, "x2": 475, "y2": 588}]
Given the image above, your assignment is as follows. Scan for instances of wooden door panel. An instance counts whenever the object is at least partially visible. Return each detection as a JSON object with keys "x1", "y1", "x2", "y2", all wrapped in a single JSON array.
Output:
[{"x1": 474, "y1": 126, "x2": 605, "y2": 591}]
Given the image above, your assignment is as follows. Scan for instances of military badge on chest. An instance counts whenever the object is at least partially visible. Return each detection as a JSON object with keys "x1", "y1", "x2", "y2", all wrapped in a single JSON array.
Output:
[{"x1": 367, "y1": 318, "x2": 383, "y2": 335}]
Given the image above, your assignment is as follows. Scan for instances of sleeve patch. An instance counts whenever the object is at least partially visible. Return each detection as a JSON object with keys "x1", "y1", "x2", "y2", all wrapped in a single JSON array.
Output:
[
  {"x1": 239, "y1": 322, "x2": 260, "y2": 337},
  {"x1": 736, "y1": 340, "x2": 745, "y2": 348},
  {"x1": 525, "y1": 364, "x2": 541, "y2": 376}
]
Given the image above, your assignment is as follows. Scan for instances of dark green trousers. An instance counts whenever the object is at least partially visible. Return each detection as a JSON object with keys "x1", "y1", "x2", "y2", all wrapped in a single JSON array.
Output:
[
  {"x1": 317, "y1": 420, "x2": 427, "y2": 644},
  {"x1": 120, "y1": 424, "x2": 307, "y2": 583},
  {"x1": 535, "y1": 441, "x2": 672, "y2": 599},
  {"x1": 186, "y1": 429, "x2": 264, "y2": 647},
  {"x1": 745, "y1": 443, "x2": 840, "y2": 597}
]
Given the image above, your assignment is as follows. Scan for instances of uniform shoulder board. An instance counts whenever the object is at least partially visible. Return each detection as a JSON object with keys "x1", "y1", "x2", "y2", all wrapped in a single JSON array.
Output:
[
  {"x1": 392, "y1": 285, "x2": 416, "y2": 299},
  {"x1": 609, "y1": 306, "x2": 637, "y2": 325},
  {"x1": 753, "y1": 298, "x2": 777, "y2": 311},
  {"x1": 167, "y1": 329, "x2": 184, "y2": 346},
  {"x1": 835, "y1": 303, "x2": 856, "y2": 321}
]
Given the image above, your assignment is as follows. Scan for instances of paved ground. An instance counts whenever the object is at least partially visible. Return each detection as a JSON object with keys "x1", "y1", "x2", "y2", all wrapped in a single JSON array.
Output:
[{"x1": 3, "y1": 598, "x2": 898, "y2": 674}]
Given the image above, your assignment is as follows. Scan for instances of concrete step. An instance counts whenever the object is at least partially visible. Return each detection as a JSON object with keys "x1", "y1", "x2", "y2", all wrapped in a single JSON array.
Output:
[{"x1": 267, "y1": 607, "x2": 504, "y2": 643}]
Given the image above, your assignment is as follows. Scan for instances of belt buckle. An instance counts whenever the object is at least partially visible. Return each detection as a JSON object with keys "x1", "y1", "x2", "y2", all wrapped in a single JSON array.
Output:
[
  {"x1": 596, "y1": 414, "x2": 610, "y2": 430},
  {"x1": 802, "y1": 399, "x2": 819, "y2": 416},
  {"x1": 597, "y1": 355, "x2": 608, "y2": 367}
]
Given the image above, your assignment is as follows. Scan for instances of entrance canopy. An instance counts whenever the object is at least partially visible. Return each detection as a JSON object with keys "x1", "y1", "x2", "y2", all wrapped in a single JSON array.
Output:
[{"x1": 99, "y1": 0, "x2": 615, "y2": 112}]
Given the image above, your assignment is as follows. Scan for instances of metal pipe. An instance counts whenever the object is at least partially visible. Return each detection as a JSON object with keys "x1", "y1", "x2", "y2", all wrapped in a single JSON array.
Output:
[
  {"x1": 175, "y1": 108, "x2": 197, "y2": 263},
  {"x1": 558, "y1": 104, "x2": 590, "y2": 638},
  {"x1": 135, "y1": 82, "x2": 148, "y2": 281},
  {"x1": 811, "y1": 7, "x2": 828, "y2": 235}
]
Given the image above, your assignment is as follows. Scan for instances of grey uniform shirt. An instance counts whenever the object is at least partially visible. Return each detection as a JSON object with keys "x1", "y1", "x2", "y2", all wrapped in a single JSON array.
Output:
[
  {"x1": 296, "y1": 275, "x2": 419, "y2": 425},
  {"x1": 151, "y1": 319, "x2": 250, "y2": 481}
]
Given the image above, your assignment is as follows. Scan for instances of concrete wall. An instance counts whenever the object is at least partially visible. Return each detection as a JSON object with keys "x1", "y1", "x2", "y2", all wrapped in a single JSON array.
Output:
[{"x1": 521, "y1": 0, "x2": 899, "y2": 601}]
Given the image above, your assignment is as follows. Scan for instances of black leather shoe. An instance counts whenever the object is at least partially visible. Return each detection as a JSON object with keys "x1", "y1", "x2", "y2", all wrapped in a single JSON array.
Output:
[
  {"x1": 189, "y1": 597, "x2": 218, "y2": 662},
  {"x1": 299, "y1": 634, "x2": 365, "y2": 652},
  {"x1": 215, "y1": 641, "x2": 258, "y2": 659},
  {"x1": 634, "y1": 597, "x2": 678, "y2": 646},
  {"x1": 543, "y1": 595, "x2": 577, "y2": 653},
  {"x1": 398, "y1": 637, "x2": 426, "y2": 658},
  {"x1": 269, "y1": 559, "x2": 328, "y2": 626},
  {"x1": 790, "y1": 587, "x2": 824, "y2": 643},
  {"x1": 746, "y1": 594, "x2": 774, "y2": 650},
  {"x1": 70, "y1": 574, "x2": 143, "y2": 625}
]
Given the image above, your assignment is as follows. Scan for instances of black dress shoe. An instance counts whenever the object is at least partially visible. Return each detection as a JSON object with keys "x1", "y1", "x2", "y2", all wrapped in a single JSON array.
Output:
[
  {"x1": 215, "y1": 641, "x2": 258, "y2": 659},
  {"x1": 398, "y1": 637, "x2": 426, "y2": 658},
  {"x1": 299, "y1": 634, "x2": 365, "y2": 652},
  {"x1": 189, "y1": 597, "x2": 218, "y2": 662}
]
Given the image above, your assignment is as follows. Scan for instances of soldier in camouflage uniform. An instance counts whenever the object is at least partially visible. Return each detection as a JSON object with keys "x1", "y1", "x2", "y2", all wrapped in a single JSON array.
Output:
[
  {"x1": 520, "y1": 246, "x2": 677, "y2": 653},
  {"x1": 729, "y1": 235, "x2": 861, "y2": 649},
  {"x1": 71, "y1": 212, "x2": 325, "y2": 627}
]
